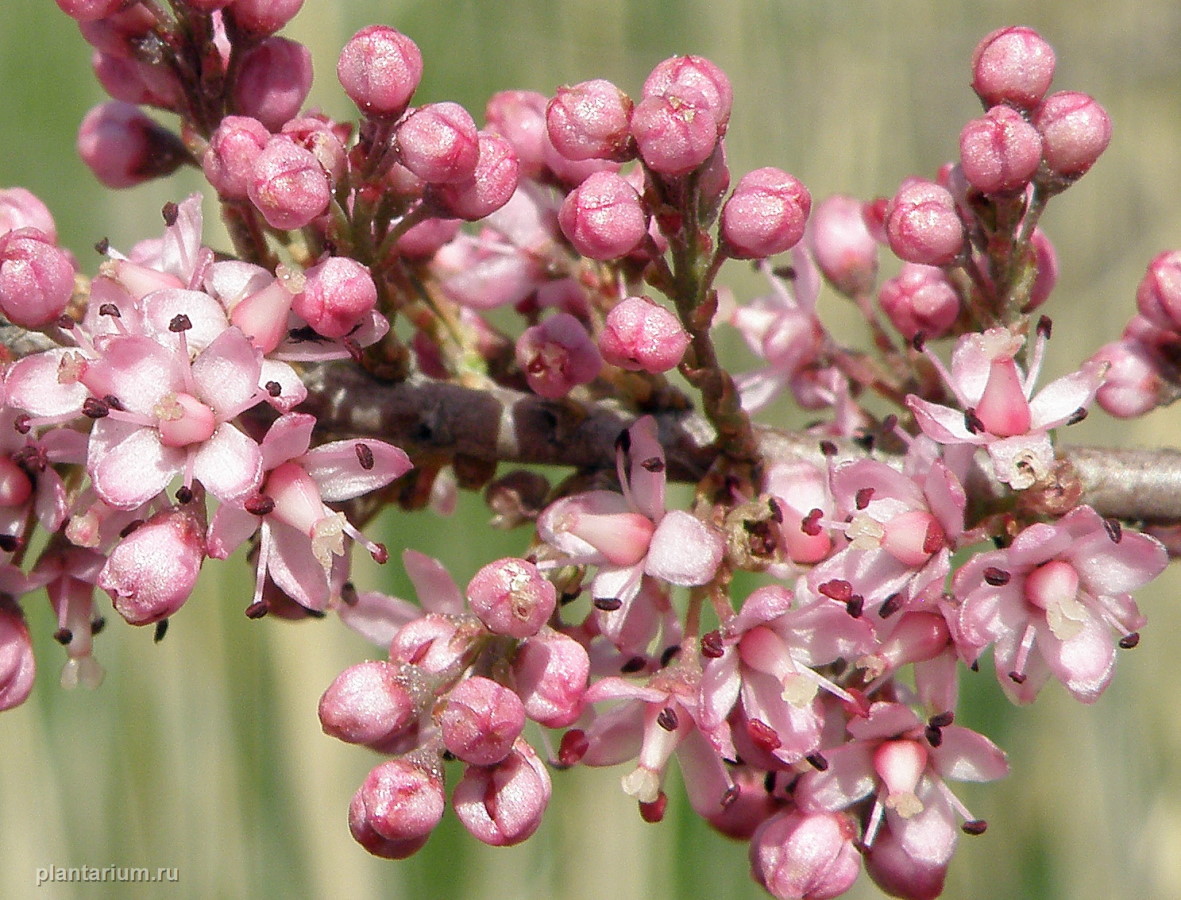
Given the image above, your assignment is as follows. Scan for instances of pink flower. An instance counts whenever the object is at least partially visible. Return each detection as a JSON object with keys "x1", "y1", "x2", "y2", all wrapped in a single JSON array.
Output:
[
  {"x1": 907, "y1": 325, "x2": 1107, "y2": 488},
  {"x1": 953, "y1": 505, "x2": 1166, "y2": 703}
]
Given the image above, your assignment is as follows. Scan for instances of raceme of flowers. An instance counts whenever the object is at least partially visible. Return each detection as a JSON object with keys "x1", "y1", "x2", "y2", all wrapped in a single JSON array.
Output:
[{"x1": 0, "y1": 6, "x2": 1172, "y2": 899}]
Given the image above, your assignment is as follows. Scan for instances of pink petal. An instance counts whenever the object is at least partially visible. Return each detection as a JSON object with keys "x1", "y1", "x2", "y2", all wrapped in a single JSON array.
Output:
[
  {"x1": 906, "y1": 396, "x2": 978, "y2": 444},
  {"x1": 84, "y1": 335, "x2": 178, "y2": 414},
  {"x1": 191, "y1": 423, "x2": 262, "y2": 503},
  {"x1": 795, "y1": 742, "x2": 876, "y2": 813},
  {"x1": 206, "y1": 503, "x2": 260, "y2": 559},
  {"x1": 142, "y1": 288, "x2": 229, "y2": 352},
  {"x1": 337, "y1": 590, "x2": 423, "y2": 647},
  {"x1": 1039, "y1": 614, "x2": 1115, "y2": 703},
  {"x1": 626, "y1": 416, "x2": 666, "y2": 522},
  {"x1": 89, "y1": 421, "x2": 182, "y2": 508},
  {"x1": 402, "y1": 549, "x2": 464, "y2": 615},
  {"x1": 1028, "y1": 360, "x2": 1107, "y2": 429},
  {"x1": 1068, "y1": 529, "x2": 1168, "y2": 594},
  {"x1": 266, "y1": 522, "x2": 331, "y2": 610},
  {"x1": 302, "y1": 439, "x2": 413, "y2": 501},
  {"x1": 929, "y1": 726, "x2": 1009, "y2": 782},
  {"x1": 258, "y1": 359, "x2": 307, "y2": 411},
  {"x1": 6, "y1": 350, "x2": 90, "y2": 417},
  {"x1": 645, "y1": 510, "x2": 723, "y2": 586},
  {"x1": 259, "y1": 413, "x2": 315, "y2": 471},
  {"x1": 190, "y1": 326, "x2": 263, "y2": 417}
]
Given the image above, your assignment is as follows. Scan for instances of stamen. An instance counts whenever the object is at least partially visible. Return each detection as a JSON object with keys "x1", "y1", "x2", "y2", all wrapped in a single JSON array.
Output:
[{"x1": 593, "y1": 596, "x2": 622, "y2": 611}]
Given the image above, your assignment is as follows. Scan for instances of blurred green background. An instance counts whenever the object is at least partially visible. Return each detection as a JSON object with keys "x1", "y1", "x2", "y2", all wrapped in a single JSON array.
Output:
[{"x1": 2, "y1": 1, "x2": 1181, "y2": 898}]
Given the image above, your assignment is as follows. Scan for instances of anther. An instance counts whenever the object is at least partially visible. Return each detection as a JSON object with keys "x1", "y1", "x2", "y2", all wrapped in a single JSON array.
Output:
[
  {"x1": 855, "y1": 487, "x2": 874, "y2": 510},
  {"x1": 656, "y1": 707, "x2": 679, "y2": 731},
  {"x1": 983, "y1": 567, "x2": 1010, "y2": 586},
  {"x1": 846, "y1": 594, "x2": 864, "y2": 618},
  {"x1": 245, "y1": 600, "x2": 269, "y2": 619},
  {"x1": 175, "y1": 485, "x2": 193, "y2": 504},
  {"x1": 819, "y1": 579, "x2": 853, "y2": 603},
  {"x1": 354, "y1": 442, "x2": 375, "y2": 470},
  {"x1": 640, "y1": 456, "x2": 664, "y2": 473},
  {"x1": 593, "y1": 596, "x2": 622, "y2": 611},
  {"x1": 660, "y1": 645, "x2": 680, "y2": 667},
  {"x1": 1066, "y1": 406, "x2": 1088, "y2": 425},
  {"x1": 245, "y1": 494, "x2": 276, "y2": 516},
  {"x1": 805, "y1": 752, "x2": 829, "y2": 771},
  {"x1": 700, "y1": 630, "x2": 725, "y2": 658},
  {"x1": 1103, "y1": 518, "x2": 1122, "y2": 543},
  {"x1": 98, "y1": 302, "x2": 121, "y2": 317},
  {"x1": 962, "y1": 819, "x2": 988, "y2": 835},
  {"x1": 265, "y1": 381, "x2": 282, "y2": 397},
  {"x1": 0, "y1": 534, "x2": 22, "y2": 553},
  {"x1": 801, "y1": 508, "x2": 824, "y2": 536},
  {"x1": 1036, "y1": 315, "x2": 1052, "y2": 339},
  {"x1": 169, "y1": 313, "x2": 192, "y2": 332},
  {"x1": 154, "y1": 619, "x2": 169, "y2": 642},
  {"x1": 621, "y1": 657, "x2": 646, "y2": 674},
  {"x1": 82, "y1": 397, "x2": 110, "y2": 418},
  {"x1": 964, "y1": 408, "x2": 985, "y2": 434},
  {"x1": 53, "y1": 627, "x2": 73, "y2": 645},
  {"x1": 1119, "y1": 632, "x2": 1140, "y2": 649},
  {"x1": 819, "y1": 440, "x2": 838, "y2": 457},
  {"x1": 161, "y1": 201, "x2": 179, "y2": 226},
  {"x1": 879, "y1": 593, "x2": 903, "y2": 619}
]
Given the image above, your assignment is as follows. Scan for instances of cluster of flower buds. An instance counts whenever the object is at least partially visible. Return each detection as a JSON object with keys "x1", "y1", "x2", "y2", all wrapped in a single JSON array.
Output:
[{"x1": 4, "y1": 8, "x2": 1175, "y2": 900}]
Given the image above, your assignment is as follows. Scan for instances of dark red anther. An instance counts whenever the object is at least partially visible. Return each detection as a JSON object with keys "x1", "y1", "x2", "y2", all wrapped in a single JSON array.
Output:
[
  {"x1": 929, "y1": 710, "x2": 955, "y2": 728},
  {"x1": 175, "y1": 485, "x2": 193, "y2": 504},
  {"x1": 656, "y1": 706, "x2": 679, "y2": 731},
  {"x1": 621, "y1": 656, "x2": 646, "y2": 674},
  {"x1": 82, "y1": 397, "x2": 110, "y2": 419},
  {"x1": 720, "y1": 784, "x2": 741, "y2": 808},
  {"x1": 354, "y1": 442, "x2": 375, "y2": 470},
  {"x1": 91, "y1": 617, "x2": 106, "y2": 635},
  {"x1": 983, "y1": 566, "x2": 1011, "y2": 586},
  {"x1": 923, "y1": 520, "x2": 944, "y2": 554},
  {"x1": 962, "y1": 819, "x2": 988, "y2": 835},
  {"x1": 13, "y1": 414, "x2": 31, "y2": 435},
  {"x1": 925, "y1": 724, "x2": 944, "y2": 747},
  {"x1": 854, "y1": 487, "x2": 874, "y2": 510},
  {"x1": 118, "y1": 519, "x2": 144, "y2": 538},
  {"x1": 103, "y1": 394, "x2": 125, "y2": 412},
  {"x1": 12, "y1": 445, "x2": 46, "y2": 473},
  {"x1": 879, "y1": 593, "x2": 903, "y2": 619},
  {"x1": 245, "y1": 600, "x2": 269, "y2": 619},
  {"x1": 763, "y1": 771, "x2": 777, "y2": 794},
  {"x1": 767, "y1": 497, "x2": 784, "y2": 523},
  {"x1": 98, "y1": 302, "x2": 121, "y2": 317},
  {"x1": 660, "y1": 645, "x2": 680, "y2": 667},
  {"x1": 153, "y1": 619, "x2": 169, "y2": 643},
  {"x1": 56, "y1": 314, "x2": 76, "y2": 330},
  {"x1": 340, "y1": 582, "x2": 359, "y2": 605},
  {"x1": 265, "y1": 381, "x2": 282, "y2": 397},
  {"x1": 1036, "y1": 315, "x2": 1052, "y2": 339},
  {"x1": 169, "y1": 313, "x2": 192, "y2": 332},
  {"x1": 245, "y1": 494, "x2": 276, "y2": 516},
  {"x1": 639, "y1": 793, "x2": 667, "y2": 824},
  {"x1": 640, "y1": 456, "x2": 664, "y2": 473},
  {"x1": 846, "y1": 594, "x2": 864, "y2": 618},
  {"x1": 1103, "y1": 518, "x2": 1123, "y2": 543},
  {"x1": 162, "y1": 201, "x2": 179, "y2": 226},
  {"x1": 1119, "y1": 632, "x2": 1140, "y2": 649},
  {"x1": 818, "y1": 579, "x2": 853, "y2": 603},
  {"x1": 964, "y1": 408, "x2": 985, "y2": 434},
  {"x1": 53, "y1": 627, "x2": 73, "y2": 645},
  {"x1": 94, "y1": 237, "x2": 110, "y2": 255},
  {"x1": 746, "y1": 718, "x2": 781, "y2": 751},
  {"x1": 558, "y1": 729, "x2": 589, "y2": 767},
  {"x1": 0, "y1": 534, "x2": 21, "y2": 553},
  {"x1": 370, "y1": 543, "x2": 389, "y2": 564},
  {"x1": 801, "y1": 508, "x2": 824, "y2": 536},
  {"x1": 700, "y1": 630, "x2": 725, "y2": 658},
  {"x1": 1008, "y1": 670, "x2": 1026, "y2": 684},
  {"x1": 1066, "y1": 407, "x2": 1087, "y2": 425},
  {"x1": 819, "y1": 440, "x2": 838, "y2": 457},
  {"x1": 805, "y1": 752, "x2": 829, "y2": 771},
  {"x1": 594, "y1": 596, "x2": 623, "y2": 611}
]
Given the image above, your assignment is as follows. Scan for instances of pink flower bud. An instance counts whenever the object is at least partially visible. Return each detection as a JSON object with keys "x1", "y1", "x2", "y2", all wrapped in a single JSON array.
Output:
[
  {"x1": 485, "y1": 90, "x2": 549, "y2": 179},
  {"x1": 93, "y1": 50, "x2": 182, "y2": 110},
  {"x1": 440, "y1": 675, "x2": 527, "y2": 765},
  {"x1": 721, "y1": 167, "x2": 812, "y2": 259},
  {"x1": 395, "y1": 102, "x2": 480, "y2": 184},
  {"x1": 292, "y1": 256, "x2": 377, "y2": 338},
  {"x1": 395, "y1": 217, "x2": 462, "y2": 259},
  {"x1": 203, "y1": 115, "x2": 271, "y2": 199},
  {"x1": 228, "y1": 0, "x2": 305, "y2": 35},
  {"x1": 515, "y1": 312, "x2": 602, "y2": 399},
  {"x1": 642, "y1": 55, "x2": 732, "y2": 134},
  {"x1": 248, "y1": 135, "x2": 330, "y2": 230},
  {"x1": 429, "y1": 131, "x2": 520, "y2": 221},
  {"x1": 78, "y1": 6, "x2": 157, "y2": 57},
  {"x1": 510, "y1": 628, "x2": 589, "y2": 727},
  {"x1": 351, "y1": 758, "x2": 444, "y2": 845},
  {"x1": 98, "y1": 502, "x2": 207, "y2": 626},
  {"x1": 318, "y1": 660, "x2": 418, "y2": 748},
  {"x1": 630, "y1": 91, "x2": 719, "y2": 177},
  {"x1": 337, "y1": 25, "x2": 423, "y2": 118},
  {"x1": 232, "y1": 37, "x2": 313, "y2": 131},
  {"x1": 0, "y1": 602, "x2": 35, "y2": 712},
  {"x1": 452, "y1": 739, "x2": 551, "y2": 846},
  {"x1": 0, "y1": 227, "x2": 75, "y2": 328},
  {"x1": 546, "y1": 79, "x2": 634, "y2": 162},
  {"x1": 1034, "y1": 91, "x2": 1111, "y2": 179},
  {"x1": 885, "y1": 179, "x2": 965, "y2": 266},
  {"x1": 809, "y1": 194, "x2": 879, "y2": 296},
  {"x1": 599, "y1": 295, "x2": 689, "y2": 373},
  {"x1": 1137, "y1": 250, "x2": 1181, "y2": 330},
  {"x1": 54, "y1": 0, "x2": 126, "y2": 22},
  {"x1": 750, "y1": 810, "x2": 861, "y2": 900},
  {"x1": 1027, "y1": 227, "x2": 1058, "y2": 310},
  {"x1": 348, "y1": 791, "x2": 430, "y2": 859},
  {"x1": 280, "y1": 115, "x2": 348, "y2": 183},
  {"x1": 76, "y1": 101, "x2": 188, "y2": 189},
  {"x1": 0, "y1": 188, "x2": 56, "y2": 240},
  {"x1": 878, "y1": 263, "x2": 960, "y2": 340},
  {"x1": 959, "y1": 105, "x2": 1043, "y2": 194},
  {"x1": 388, "y1": 614, "x2": 472, "y2": 673},
  {"x1": 558, "y1": 171, "x2": 648, "y2": 260},
  {"x1": 1091, "y1": 340, "x2": 1165, "y2": 418},
  {"x1": 971, "y1": 26, "x2": 1056, "y2": 110},
  {"x1": 466, "y1": 558, "x2": 556, "y2": 638}
]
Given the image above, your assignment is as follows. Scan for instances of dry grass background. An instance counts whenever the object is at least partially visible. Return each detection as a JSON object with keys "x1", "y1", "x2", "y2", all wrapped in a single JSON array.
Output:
[{"x1": 1, "y1": 1, "x2": 1181, "y2": 898}]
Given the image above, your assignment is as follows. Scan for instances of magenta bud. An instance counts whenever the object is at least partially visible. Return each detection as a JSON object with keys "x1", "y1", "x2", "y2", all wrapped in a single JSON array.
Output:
[
  {"x1": 630, "y1": 91, "x2": 719, "y2": 177},
  {"x1": 600, "y1": 295, "x2": 689, "y2": 373},
  {"x1": 971, "y1": 26, "x2": 1056, "y2": 110},
  {"x1": 558, "y1": 170, "x2": 648, "y2": 260},
  {"x1": 337, "y1": 25, "x2": 423, "y2": 118},
  {"x1": 280, "y1": 115, "x2": 349, "y2": 183},
  {"x1": 1034, "y1": 90, "x2": 1112, "y2": 179},
  {"x1": 54, "y1": 0, "x2": 127, "y2": 22},
  {"x1": 76, "y1": 101, "x2": 188, "y2": 189},
  {"x1": 351, "y1": 758, "x2": 445, "y2": 844},
  {"x1": 750, "y1": 810, "x2": 861, "y2": 900},
  {"x1": 642, "y1": 55, "x2": 732, "y2": 134},
  {"x1": 885, "y1": 179, "x2": 965, "y2": 266},
  {"x1": 466, "y1": 557, "x2": 556, "y2": 638},
  {"x1": 440, "y1": 676, "x2": 527, "y2": 765},
  {"x1": 98, "y1": 502, "x2": 207, "y2": 626},
  {"x1": 203, "y1": 115, "x2": 271, "y2": 199},
  {"x1": 429, "y1": 131, "x2": 520, "y2": 221},
  {"x1": 395, "y1": 217, "x2": 462, "y2": 259},
  {"x1": 228, "y1": 0, "x2": 305, "y2": 35},
  {"x1": 0, "y1": 188, "x2": 56, "y2": 240},
  {"x1": 318, "y1": 660, "x2": 418, "y2": 747},
  {"x1": 232, "y1": 37, "x2": 313, "y2": 132},
  {"x1": 0, "y1": 227, "x2": 75, "y2": 328},
  {"x1": 959, "y1": 105, "x2": 1043, "y2": 194},
  {"x1": 292, "y1": 256, "x2": 377, "y2": 339},
  {"x1": 510, "y1": 628, "x2": 589, "y2": 728},
  {"x1": 1137, "y1": 250, "x2": 1181, "y2": 330},
  {"x1": 878, "y1": 263, "x2": 960, "y2": 340},
  {"x1": 546, "y1": 79, "x2": 634, "y2": 162},
  {"x1": 485, "y1": 90, "x2": 549, "y2": 179},
  {"x1": 348, "y1": 791, "x2": 430, "y2": 860},
  {"x1": 0, "y1": 603, "x2": 35, "y2": 712},
  {"x1": 93, "y1": 50, "x2": 182, "y2": 110},
  {"x1": 515, "y1": 313, "x2": 602, "y2": 399},
  {"x1": 1091, "y1": 339, "x2": 1165, "y2": 418},
  {"x1": 452, "y1": 739, "x2": 551, "y2": 846},
  {"x1": 809, "y1": 194, "x2": 879, "y2": 296},
  {"x1": 388, "y1": 614, "x2": 472, "y2": 673},
  {"x1": 721, "y1": 167, "x2": 812, "y2": 259},
  {"x1": 248, "y1": 135, "x2": 330, "y2": 230},
  {"x1": 395, "y1": 102, "x2": 481, "y2": 184}
]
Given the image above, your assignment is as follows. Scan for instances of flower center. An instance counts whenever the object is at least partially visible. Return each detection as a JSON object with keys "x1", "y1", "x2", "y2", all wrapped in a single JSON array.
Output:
[{"x1": 154, "y1": 392, "x2": 216, "y2": 447}]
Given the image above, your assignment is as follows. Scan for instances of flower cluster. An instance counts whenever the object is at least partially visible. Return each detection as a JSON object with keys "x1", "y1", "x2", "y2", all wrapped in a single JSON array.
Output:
[{"x1": 5, "y1": 8, "x2": 1176, "y2": 900}]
